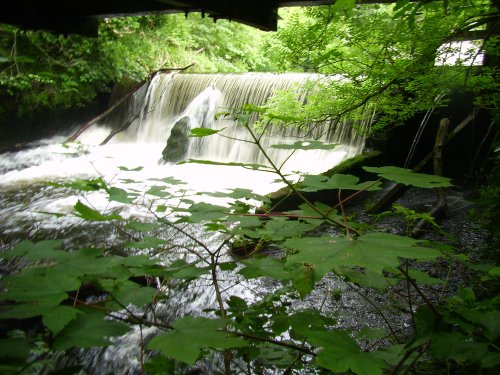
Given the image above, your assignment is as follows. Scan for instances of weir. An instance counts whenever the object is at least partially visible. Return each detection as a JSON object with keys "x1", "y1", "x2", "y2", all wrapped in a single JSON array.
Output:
[{"x1": 106, "y1": 72, "x2": 372, "y2": 172}]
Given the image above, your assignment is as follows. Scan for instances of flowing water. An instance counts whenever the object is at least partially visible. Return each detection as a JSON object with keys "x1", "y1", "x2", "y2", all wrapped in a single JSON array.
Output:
[
  {"x1": 0, "y1": 73, "x2": 373, "y2": 374},
  {"x1": 0, "y1": 72, "x2": 371, "y2": 237}
]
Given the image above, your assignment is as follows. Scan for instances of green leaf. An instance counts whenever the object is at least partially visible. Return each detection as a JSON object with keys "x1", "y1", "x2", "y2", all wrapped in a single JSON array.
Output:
[
  {"x1": 219, "y1": 262, "x2": 238, "y2": 271},
  {"x1": 43, "y1": 306, "x2": 82, "y2": 335},
  {"x1": 0, "y1": 267, "x2": 79, "y2": 304},
  {"x1": 287, "y1": 262, "x2": 316, "y2": 297},
  {"x1": 199, "y1": 188, "x2": 269, "y2": 202},
  {"x1": 271, "y1": 140, "x2": 338, "y2": 150},
  {"x1": 148, "y1": 176, "x2": 186, "y2": 185},
  {"x1": 108, "y1": 187, "x2": 136, "y2": 203},
  {"x1": 0, "y1": 303, "x2": 54, "y2": 319},
  {"x1": 242, "y1": 103, "x2": 266, "y2": 113},
  {"x1": 481, "y1": 352, "x2": 500, "y2": 368},
  {"x1": 363, "y1": 166, "x2": 453, "y2": 188},
  {"x1": 239, "y1": 257, "x2": 315, "y2": 297},
  {"x1": 240, "y1": 257, "x2": 290, "y2": 280},
  {"x1": 299, "y1": 174, "x2": 381, "y2": 192},
  {"x1": 283, "y1": 309, "x2": 336, "y2": 337},
  {"x1": 125, "y1": 221, "x2": 161, "y2": 232},
  {"x1": 242, "y1": 217, "x2": 319, "y2": 241},
  {"x1": 110, "y1": 281, "x2": 157, "y2": 307},
  {"x1": 145, "y1": 186, "x2": 170, "y2": 198},
  {"x1": 184, "y1": 202, "x2": 228, "y2": 222},
  {"x1": 339, "y1": 267, "x2": 391, "y2": 290},
  {"x1": 1, "y1": 239, "x2": 64, "y2": 260},
  {"x1": 147, "y1": 316, "x2": 247, "y2": 365},
  {"x1": 332, "y1": 0, "x2": 356, "y2": 12},
  {"x1": 284, "y1": 233, "x2": 441, "y2": 279},
  {"x1": 357, "y1": 327, "x2": 386, "y2": 340},
  {"x1": 293, "y1": 325, "x2": 387, "y2": 375},
  {"x1": 118, "y1": 166, "x2": 143, "y2": 171},
  {"x1": 123, "y1": 236, "x2": 168, "y2": 249},
  {"x1": 253, "y1": 344, "x2": 296, "y2": 367},
  {"x1": 179, "y1": 159, "x2": 271, "y2": 171},
  {"x1": 164, "y1": 259, "x2": 210, "y2": 279},
  {"x1": 48, "y1": 178, "x2": 107, "y2": 192},
  {"x1": 0, "y1": 338, "x2": 33, "y2": 358},
  {"x1": 190, "y1": 127, "x2": 226, "y2": 137},
  {"x1": 407, "y1": 269, "x2": 443, "y2": 285},
  {"x1": 53, "y1": 309, "x2": 130, "y2": 350},
  {"x1": 430, "y1": 331, "x2": 489, "y2": 362},
  {"x1": 74, "y1": 201, "x2": 123, "y2": 221}
]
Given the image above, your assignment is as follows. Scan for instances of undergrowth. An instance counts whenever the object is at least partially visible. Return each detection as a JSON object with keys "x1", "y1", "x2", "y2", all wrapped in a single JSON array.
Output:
[{"x1": 0, "y1": 107, "x2": 499, "y2": 374}]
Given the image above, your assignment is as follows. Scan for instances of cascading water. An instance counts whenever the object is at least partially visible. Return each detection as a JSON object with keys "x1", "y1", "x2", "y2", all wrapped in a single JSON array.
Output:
[
  {"x1": 108, "y1": 72, "x2": 370, "y2": 172},
  {"x1": 0, "y1": 73, "x2": 374, "y2": 375}
]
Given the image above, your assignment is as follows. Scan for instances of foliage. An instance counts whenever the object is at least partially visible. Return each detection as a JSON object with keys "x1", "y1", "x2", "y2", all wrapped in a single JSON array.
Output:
[
  {"x1": 262, "y1": 0, "x2": 498, "y2": 131},
  {"x1": 0, "y1": 108, "x2": 498, "y2": 374},
  {"x1": 0, "y1": 1, "x2": 499, "y2": 374},
  {"x1": 0, "y1": 13, "x2": 273, "y2": 118},
  {"x1": 376, "y1": 204, "x2": 443, "y2": 236}
]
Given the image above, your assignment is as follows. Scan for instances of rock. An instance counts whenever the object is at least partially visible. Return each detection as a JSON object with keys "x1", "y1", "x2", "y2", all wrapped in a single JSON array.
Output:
[{"x1": 161, "y1": 116, "x2": 191, "y2": 163}]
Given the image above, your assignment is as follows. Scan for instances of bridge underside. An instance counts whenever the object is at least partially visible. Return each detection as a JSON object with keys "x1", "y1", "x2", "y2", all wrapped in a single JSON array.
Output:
[{"x1": 0, "y1": 0, "x2": 398, "y2": 35}]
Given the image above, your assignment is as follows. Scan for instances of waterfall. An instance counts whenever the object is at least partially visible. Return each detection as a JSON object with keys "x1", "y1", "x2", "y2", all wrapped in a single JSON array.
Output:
[{"x1": 106, "y1": 73, "x2": 371, "y2": 173}]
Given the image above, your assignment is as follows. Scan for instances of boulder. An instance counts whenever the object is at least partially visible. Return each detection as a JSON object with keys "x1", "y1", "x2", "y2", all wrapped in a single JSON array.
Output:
[{"x1": 161, "y1": 116, "x2": 191, "y2": 163}]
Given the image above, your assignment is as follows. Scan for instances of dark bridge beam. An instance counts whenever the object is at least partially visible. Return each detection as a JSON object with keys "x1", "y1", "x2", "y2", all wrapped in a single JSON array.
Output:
[{"x1": 0, "y1": 0, "x2": 402, "y2": 35}]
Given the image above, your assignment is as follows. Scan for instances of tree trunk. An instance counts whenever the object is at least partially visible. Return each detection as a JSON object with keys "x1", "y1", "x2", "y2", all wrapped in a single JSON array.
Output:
[{"x1": 369, "y1": 112, "x2": 475, "y2": 214}]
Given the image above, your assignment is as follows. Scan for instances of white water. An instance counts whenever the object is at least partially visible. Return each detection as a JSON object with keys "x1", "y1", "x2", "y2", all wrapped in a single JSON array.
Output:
[
  {"x1": 0, "y1": 73, "x2": 370, "y2": 235},
  {"x1": 0, "y1": 73, "x2": 374, "y2": 374}
]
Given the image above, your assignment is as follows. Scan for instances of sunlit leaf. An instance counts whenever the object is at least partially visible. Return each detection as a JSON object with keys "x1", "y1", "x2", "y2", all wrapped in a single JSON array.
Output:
[
  {"x1": 74, "y1": 201, "x2": 123, "y2": 221},
  {"x1": 199, "y1": 188, "x2": 269, "y2": 202},
  {"x1": 145, "y1": 185, "x2": 170, "y2": 197},
  {"x1": 179, "y1": 159, "x2": 272, "y2": 171},
  {"x1": 190, "y1": 127, "x2": 226, "y2": 137},
  {"x1": 242, "y1": 103, "x2": 266, "y2": 113},
  {"x1": 271, "y1": 140, "x2": 337, "y2": 150},
  {"x1": 118, "y1": 166, "x2": 144, "y2": 171},
  {"x1": 148, "y1": 176, "x2": 186, "y2": 185},
  {"x1": 332, "y1": 0, "x2": 356, "y2": 12},
  {"x1": 107, "y1": 187, "x2": 136, "y2": 203},
  {"x1": 48, "y1": 178, "x2": 107, "y2": 192}
]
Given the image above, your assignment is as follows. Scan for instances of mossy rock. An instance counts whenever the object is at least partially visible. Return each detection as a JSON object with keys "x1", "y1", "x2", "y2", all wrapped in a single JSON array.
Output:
[
  {"x1": 161, "y1": 116, "x2": 191, "y2": 163},
  {"x1": 264, "y1": 150, "x2": 385, "y2": 212}
]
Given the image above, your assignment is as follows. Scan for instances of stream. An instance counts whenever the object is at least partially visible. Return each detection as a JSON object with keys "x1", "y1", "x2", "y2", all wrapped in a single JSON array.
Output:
[{"x1": 0, "y1": 73, "x2": 488, "y2": 374}]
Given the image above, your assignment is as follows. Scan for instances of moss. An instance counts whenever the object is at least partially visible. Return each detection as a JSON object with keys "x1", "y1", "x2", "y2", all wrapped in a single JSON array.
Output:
[
  {"x1": 263, "y1": 150, "x2": 385, "y2": 212},
  {"x1": 322, "y1": 150, "x2": 385, "y2": 178}
]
